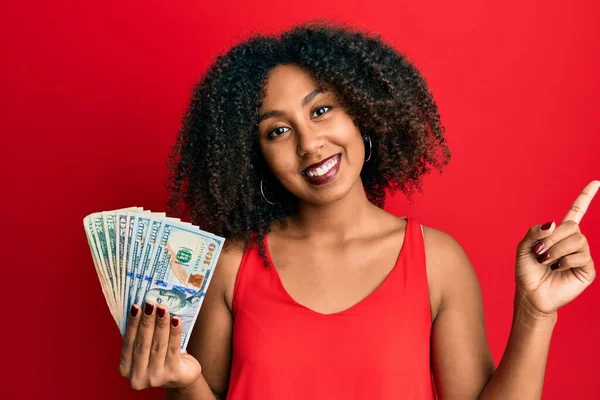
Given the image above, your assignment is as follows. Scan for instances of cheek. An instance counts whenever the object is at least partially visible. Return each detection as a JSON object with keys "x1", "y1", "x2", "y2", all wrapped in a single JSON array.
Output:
[
  {"x1": 329, "y1": 110, "x2": 359, "y2": 134},
  {"x1": 262, "y1": 146, "x2": 297, "y2": 176},
  {"x1": 329, "y1": 118, "x2": 362, "y2": 152}
]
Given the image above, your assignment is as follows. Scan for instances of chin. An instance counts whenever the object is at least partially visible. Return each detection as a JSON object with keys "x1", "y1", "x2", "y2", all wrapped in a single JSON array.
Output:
[{"x1": 299, "y1": 177, "x2": 359, "y2": 206}]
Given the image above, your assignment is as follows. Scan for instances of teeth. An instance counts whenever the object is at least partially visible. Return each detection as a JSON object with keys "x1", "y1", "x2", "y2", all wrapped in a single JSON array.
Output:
[{"x1": 306, "y1": 155, "x2": 338, "y2": 177}]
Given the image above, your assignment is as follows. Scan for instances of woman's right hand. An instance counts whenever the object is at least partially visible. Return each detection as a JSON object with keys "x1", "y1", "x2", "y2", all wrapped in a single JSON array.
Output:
[{"x1": 119, "y1": 302, "x2": 202, "y2": 391}]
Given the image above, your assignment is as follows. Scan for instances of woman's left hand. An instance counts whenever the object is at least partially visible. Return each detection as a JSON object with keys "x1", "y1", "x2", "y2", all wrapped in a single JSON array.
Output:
[{"x1": 515, "y1": 180, "x2": 600, "y2": 316}]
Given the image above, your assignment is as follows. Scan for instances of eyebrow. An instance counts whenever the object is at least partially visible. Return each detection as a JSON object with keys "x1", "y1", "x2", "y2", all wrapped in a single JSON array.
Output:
[{"x1": 258, "y1": 88, "x2": 327, "y2": 123}]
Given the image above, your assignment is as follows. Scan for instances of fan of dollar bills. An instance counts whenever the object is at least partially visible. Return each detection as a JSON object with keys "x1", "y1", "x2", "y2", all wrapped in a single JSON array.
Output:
[{"x1": 83, "y1": 207, "x2": 225, "y2": 351}]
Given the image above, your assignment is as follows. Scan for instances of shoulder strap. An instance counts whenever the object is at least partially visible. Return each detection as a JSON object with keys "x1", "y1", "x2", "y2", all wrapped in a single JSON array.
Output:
[{"x1": 231, "y1": 243, "x2": 254, "y2": 317}]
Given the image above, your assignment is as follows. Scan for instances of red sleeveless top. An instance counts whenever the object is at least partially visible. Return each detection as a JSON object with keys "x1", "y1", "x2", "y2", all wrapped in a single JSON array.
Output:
[{"x1": 227, "y1": 216, "x2": 436, "y2": 399}]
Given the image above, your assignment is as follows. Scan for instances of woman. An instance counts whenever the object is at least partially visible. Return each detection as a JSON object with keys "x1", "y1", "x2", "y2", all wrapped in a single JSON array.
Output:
[{"x1": 118, "y1": 22, "x2": 598, "y2": 399}]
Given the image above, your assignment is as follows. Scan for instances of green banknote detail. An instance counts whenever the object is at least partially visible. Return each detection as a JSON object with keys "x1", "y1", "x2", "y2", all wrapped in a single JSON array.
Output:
[
  {"x1": 143, "y1": 221, "x2": 224, "y2": 351},
  {"x1": 90, "y1": 213, "x2": 118, "y2": 306}
]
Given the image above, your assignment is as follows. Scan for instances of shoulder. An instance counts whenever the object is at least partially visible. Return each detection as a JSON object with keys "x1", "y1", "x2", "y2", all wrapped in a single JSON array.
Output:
[
  {"x1": 213, "y1": 240, "x2": 246, "y2": 312},
  {"x1": 421, "y1": 225, "x2": 470, "y2": 267},
  {"x1": 421, "y1": 224, "x2": 495, "y2": 398},
  {"x1": 421, "y1": 224, "x2": 480, "y2": 321}
]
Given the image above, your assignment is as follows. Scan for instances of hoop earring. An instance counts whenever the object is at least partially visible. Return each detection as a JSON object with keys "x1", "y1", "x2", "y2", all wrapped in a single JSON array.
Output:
[
  {"x1": 363, "y1": 135, "x2": 372, "y2": 162},
  {"x1": 260, "y1": 177, "x2": 277, "y2": 205}
]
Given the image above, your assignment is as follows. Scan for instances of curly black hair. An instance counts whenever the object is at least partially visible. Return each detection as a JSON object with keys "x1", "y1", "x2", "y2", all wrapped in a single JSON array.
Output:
[{"x1": 167, "y1": 21, "x2": 450, "y2": 263}]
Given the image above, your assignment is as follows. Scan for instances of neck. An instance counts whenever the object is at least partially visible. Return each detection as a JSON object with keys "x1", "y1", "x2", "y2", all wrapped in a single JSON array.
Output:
[{"x1": 287, "y1": 179, "x2": 378, "y2": 241}]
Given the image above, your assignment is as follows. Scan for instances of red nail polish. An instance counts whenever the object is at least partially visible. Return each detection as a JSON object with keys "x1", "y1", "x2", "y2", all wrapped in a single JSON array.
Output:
[
  {"x1": 171, "y1": 317, "x2": 180, "y2": 327},
  {"x1": 130, "y1": 305, "x2": 139, "y2": 317},
  {"x1": 144, "y1": 303, "x2": 155, "y2": 316},
  {"x1": 540, "y1": 222, "x2": 553, "y2": 230},
  {"x1": 531, "y1": 241, "x2": 545, "y2": 254},
  {"x1": 550, "y1": 261, "x2": 560, "y2": 270},
  {"x1": 536, "y1": 251, "x2": 550, "y2": 263},
  {"x1": 157, "y1": 307, "x2": 166, "y2": 319}
]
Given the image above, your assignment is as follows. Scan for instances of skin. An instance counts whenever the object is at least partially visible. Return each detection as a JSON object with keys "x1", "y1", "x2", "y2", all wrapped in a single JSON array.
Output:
[{"x1": 118, "y1": 64, "x2": 598, "y2": 400}]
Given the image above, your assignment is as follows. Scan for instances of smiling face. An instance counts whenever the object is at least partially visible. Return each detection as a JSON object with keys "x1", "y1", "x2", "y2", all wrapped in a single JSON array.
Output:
[{"x1": 257, "y1": 64, "x2": 366, "y2": 206}]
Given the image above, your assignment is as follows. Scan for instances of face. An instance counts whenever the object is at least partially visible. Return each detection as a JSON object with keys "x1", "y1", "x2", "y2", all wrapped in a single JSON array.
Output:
[
  {"x1": 257, "y1": 64, "x2": 365, "y2": 205},
  {"x1": 146, "y1": 289, "x2": 186, "y2": 312}
]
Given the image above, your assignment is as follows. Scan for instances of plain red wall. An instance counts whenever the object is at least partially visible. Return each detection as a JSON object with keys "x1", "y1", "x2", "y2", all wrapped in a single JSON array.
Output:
[{"x1": 2, "y1": 0, "x2": 599, "y2": 398}]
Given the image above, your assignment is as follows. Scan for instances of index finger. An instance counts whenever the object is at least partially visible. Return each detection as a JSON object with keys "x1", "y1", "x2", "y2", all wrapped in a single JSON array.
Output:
[
  {"x1": 562, "y1": 180, "x2": 600, "y2": 224},
  {"x1": 119, "y1": 304, "x2": 141, "y2": 378}
]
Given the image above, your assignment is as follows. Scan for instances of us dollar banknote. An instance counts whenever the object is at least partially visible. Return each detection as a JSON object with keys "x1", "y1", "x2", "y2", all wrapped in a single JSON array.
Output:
[{"x1": 83, "y1": 207, "x2": 224, "y2": 351}]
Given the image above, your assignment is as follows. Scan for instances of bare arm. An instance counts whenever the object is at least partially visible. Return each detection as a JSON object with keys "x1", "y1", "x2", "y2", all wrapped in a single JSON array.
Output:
[
  {"x1": 478, "y1": 293, "x2": 556, "y2": 399},
  {"x1": 167, "y1": 242, "x2": 243, "y2": 400},
  {"x1": 426, "y1": 227, "x2": 557, "y2": 400},
  {"x1": 425, "y1": 227, "x2": 495, "y2": 400}
]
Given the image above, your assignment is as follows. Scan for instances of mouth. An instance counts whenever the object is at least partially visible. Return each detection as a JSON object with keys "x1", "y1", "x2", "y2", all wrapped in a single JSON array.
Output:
[{"x1": 300, "y1": 153, "x2": 342, "y2": 186}]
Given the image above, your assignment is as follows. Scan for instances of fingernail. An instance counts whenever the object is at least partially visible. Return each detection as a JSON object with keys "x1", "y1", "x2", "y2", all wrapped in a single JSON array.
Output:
[
  {"x1": 157, "y1": 307, "x2": 166, "y2": 319},
  {"x1": 171, "y1": 317, "x2": 180, "y2": 327},
  {"x1": 130, "y1": 305, "x2": 139, "y2": 318},
  {"x1": 550, "y1": 261, "x2": 560, "y2": 270},
  {"x1": 144, "y1": 303, "x2": 155, "y2": 316},
  {"x1": 540, "y1": 221, "x2": 553, "y2": 231},
  {"x1": 531, "y1": 241, "x2": 545, "y2": 254},
  {"x1": 537, "y1": 251, "x2": 551, "y2": 263}
]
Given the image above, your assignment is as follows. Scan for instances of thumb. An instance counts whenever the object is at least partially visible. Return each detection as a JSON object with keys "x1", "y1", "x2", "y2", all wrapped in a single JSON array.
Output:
[{"x1": 517, "y1": 221, "x2": 556, "y2": 255}]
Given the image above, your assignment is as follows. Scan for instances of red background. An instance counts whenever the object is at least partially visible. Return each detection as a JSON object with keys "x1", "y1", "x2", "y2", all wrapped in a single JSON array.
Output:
[{"x1": 2, "y1": 0, "x2": 599, "y2": 398}]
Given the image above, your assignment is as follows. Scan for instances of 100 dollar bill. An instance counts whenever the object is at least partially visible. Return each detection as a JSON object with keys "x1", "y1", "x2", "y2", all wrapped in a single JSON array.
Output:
[
  {"x1": 84, "y1": 208, "x2": 224, "y2": 351},
  {"x1": 137, "y1": 220, "x2": 224, "y2": 350}
]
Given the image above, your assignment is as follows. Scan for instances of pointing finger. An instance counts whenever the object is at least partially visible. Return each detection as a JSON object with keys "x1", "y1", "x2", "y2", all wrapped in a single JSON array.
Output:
[
  {"x1": 562, "y1": 180, "x2": 600, "y2": 224},
  {"x1": 119, "y1": 304, "x2": 141, "y2": 378}
]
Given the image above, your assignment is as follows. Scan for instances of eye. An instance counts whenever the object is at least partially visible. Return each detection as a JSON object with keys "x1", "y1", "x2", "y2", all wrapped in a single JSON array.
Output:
[
  {"x1": 312, "y1": 105, "x2": 332, "y2": 118},
  {"x1": 267, "y1": 126, "x2": 290, "y2": 139},
  {"x1": 156, "y1": 298, "x2": 162, "y2": 304}
]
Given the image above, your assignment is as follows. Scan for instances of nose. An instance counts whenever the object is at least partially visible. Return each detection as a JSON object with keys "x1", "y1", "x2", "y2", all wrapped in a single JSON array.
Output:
[{"x1": 296, "y1": 124, "x2": 325, "y2": 157}]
